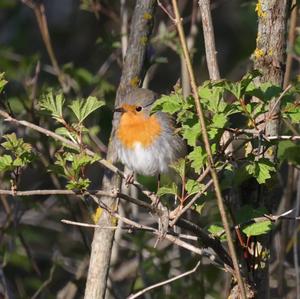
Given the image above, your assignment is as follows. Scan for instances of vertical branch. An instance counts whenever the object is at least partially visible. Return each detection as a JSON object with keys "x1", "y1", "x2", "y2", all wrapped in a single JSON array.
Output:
[
  {"x1": 198, "y1": 0, "x2": 220, "y2": 80},
  {"x1": 84, "y1": 1, "x2": 156, "y2": 299},
  {"x1": 253, "y1": 0, "x2": 290, "y2": 297},
  {"x1": 170, "y1": 1, "x2": 247, "y2": 298},
  {"x1": 283, "y1": 0, "x2": 297, "y2": 88},
  {"x1": 254, "y1": 0, "x2": 289, "y2": 147},
  {"x1": 120, "y1": 0, "x2": 128, "y2": 59},
  {"x1": 181, "y1": 2, "x2": 200, "y2": 97},
  {"x1": 198, "y1": 0, "x2": 234, "y2": 156},
  {"x1": 21, "y1": 0, "x2": 70, "y2": 92}
]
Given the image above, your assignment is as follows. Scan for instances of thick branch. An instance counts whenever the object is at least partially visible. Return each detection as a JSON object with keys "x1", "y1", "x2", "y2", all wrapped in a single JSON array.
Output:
[{"x1": 84, "y1": 2, "x2": 156, "y2": 299}]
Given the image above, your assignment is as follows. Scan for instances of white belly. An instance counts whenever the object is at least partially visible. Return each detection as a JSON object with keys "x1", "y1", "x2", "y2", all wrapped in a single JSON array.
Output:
[{"x1": 117, "y1": 142, "x2": 170, "y2": 176}]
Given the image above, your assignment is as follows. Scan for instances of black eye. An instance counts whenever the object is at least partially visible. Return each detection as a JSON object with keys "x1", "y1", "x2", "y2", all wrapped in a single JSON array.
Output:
[{"x1": 135, "y1": 106, "x2": 142, "y2": 112}]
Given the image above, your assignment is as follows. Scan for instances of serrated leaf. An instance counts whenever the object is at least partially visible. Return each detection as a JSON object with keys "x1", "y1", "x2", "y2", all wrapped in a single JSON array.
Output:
[
  {"x1": 72, "y1": 153, "x2": 99, "y2": 172},
  {"x1": 185, "y1": 179, "x2": 203, "y2": 195},
  {"x1": 66, "y1": 177, "x2": 91, "y2": 191},
  {"x1": 40, "y1": 92, "x2": 65, "y2": 122},
  {"x1": 170, "y1": 158, "x2": 186, "y2": 179},
  {"x1": 242, "y1": 221, "x2": 273, "y2": 237},
  {"x1": 182, "y1": 123, "x2": 200, "y2": 146},
  {"x1": 188, "y1": 147, "x2": 207, "y2": 174},
  {"x1": 198, "y1": 83, "x2": 224, "y2": 113},
  {"x1": 69, "y1": 96, "x2": 104, "y2": 122},
  {"x1": 1, "y1": 133, "x2": 29, "y2": 152},
  {"x1": 211, "y1": 113, "x2": 227, "y2": 128},
  {"x1": 236, "y1": 205, "x2": 273, "y2": 237},
  {"x1": 224, "y1": 81, "x2": 241, "y2": 99},
  {"x1": 0, "y1": 155, "x2": 13, "y2": 171},
  {"x1": 55, "y1": 127, "x2": 75, "y2": 138},
  {"x1": 157, "y1": 183, "x2": 178, "y2": 197},
  {"x1": 245, "y1": 158, "x2": 275, "y2": 184},
  {"x1": 245, "y1": 82, "x2": 281, "y2": 102},
  {"x1": 151, "y1": 94, "x2": 183, "y2": 114}
]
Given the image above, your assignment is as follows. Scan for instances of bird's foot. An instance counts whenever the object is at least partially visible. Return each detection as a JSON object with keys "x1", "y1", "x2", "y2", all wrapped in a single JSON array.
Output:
[{"x1": 124, "y1": 172, "x2": 135, "y2": 186}]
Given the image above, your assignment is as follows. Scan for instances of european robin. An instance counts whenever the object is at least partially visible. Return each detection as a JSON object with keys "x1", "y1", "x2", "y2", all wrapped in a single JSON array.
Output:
[{"x1": 114, "y1": 88, "x2": 186, "y2": 178}]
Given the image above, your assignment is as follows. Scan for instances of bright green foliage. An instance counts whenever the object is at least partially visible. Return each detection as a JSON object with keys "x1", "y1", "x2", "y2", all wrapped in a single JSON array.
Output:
[
  {"x1": 188, "y1": 147, "x2": 207, "y2": 174},
  {"x1": 170, "y1": 158, "x2": 186, "y2": 180},
  {"x1": 40, "y1": 92, "x2": 65, "y2": 123},
  {"x1": 185, "y1": 179, "x2": 204, "y2": 196},
  {"x1": 208, "y1": 224, "x2": 226, "y2": 240},
  {"x1": 151, "y1": 93, "x2": 184, "y2": 114},
  {"x1": 245, "y1": 158, "x2": 276, "y2": 184},
  {"x1": 0, "y1": 72, "x2": 7, "y2": 92},
  {"x1": 0, "y1": 133, "x2": 34, "y2": 172},
  {"x1": 157, "y1": 183, "x2": 178, "y2": 197},
  {"x1": 236, "y1": 205, "x2": 273, "y2": 237},
  {"x1": 52, "y1": 151, "x2": 100, "y2": 191},
  {"x1": 69, "y1": 96, "x2": 105, "y2": 123}
]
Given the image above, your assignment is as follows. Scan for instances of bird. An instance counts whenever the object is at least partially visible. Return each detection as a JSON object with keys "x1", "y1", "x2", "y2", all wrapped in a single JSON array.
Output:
[{"x1": 114, "y1": 88, "x2": 186, "y2": 180}]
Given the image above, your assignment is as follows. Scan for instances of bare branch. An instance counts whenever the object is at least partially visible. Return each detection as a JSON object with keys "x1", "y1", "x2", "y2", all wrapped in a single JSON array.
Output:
[{"x1": 127, "y1": 261, "x2": 201, "y2": 299}]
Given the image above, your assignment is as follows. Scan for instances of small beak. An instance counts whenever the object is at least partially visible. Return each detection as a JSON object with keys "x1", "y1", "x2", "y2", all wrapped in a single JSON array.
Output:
[{"x1": 114, "y1": 107, "x2": 124, "y2": 113}]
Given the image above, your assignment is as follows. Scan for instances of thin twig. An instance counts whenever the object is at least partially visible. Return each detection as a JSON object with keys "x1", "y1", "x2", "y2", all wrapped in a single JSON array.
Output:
[
  {"x1": 170, "y1": 1, "x2": 246, "y2": 297},
  {"x1": 62, "y1": 218, "x2": 199, "y2": 241},
  {"x1": 0, "y1": 189, "x2": 114, "y2": 197},
  {"x1": 21, "y1": 0, "x2": 70, "y2": 92},
  {"x1": 0, "y1": 109, "x2": 158, "y2": 203},
  {"x1": 267, "y1": 84, "x2": 292, "y2": 124},
  {"x1": 127, "y1": 261, "x2": 201, "y2": 299},
  {"x1": 157, "y1": 0, "x2": 175, "y2": 22},
  {"x1": 61, "y1": 219, "x2": 118, "y2": 230},
  {"x1": 31, "y1": 264, "x2": 56, "y2": 299},
  {"x1": 294, "y1": 171, "x2": 300, "y2": 299}
]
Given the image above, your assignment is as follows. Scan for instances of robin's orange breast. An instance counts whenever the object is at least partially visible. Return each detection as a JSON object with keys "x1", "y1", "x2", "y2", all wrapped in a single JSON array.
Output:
[{"x1": 117, "y1": 112, "x2": 162, "y2": 149}]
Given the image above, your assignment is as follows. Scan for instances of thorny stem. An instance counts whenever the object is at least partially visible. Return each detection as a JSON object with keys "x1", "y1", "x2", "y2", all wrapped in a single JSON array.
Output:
[{"x1": 170, "y1": 1, "x2": 247, "y2": 298}]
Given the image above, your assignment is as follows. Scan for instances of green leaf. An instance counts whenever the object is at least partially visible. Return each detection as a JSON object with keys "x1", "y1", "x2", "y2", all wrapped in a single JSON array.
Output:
[
  {"x1": 0, "y1": 72, "x2": 8, "y2": 93},
  {"x1": 157, "y1": 183, "x2": 178, "y2": 197},
  {"x1": 66, "y1": 177, "x2": 91, "y2": 191},
  {"x1": 242, "y1": 221, "x2": 273, "y2": 237},
  {"x1": 69, "y1": 96, "x2": 104, "y2": 123},
  {"x1": 151, "y1": 93, "x2": 183, "y2": 114},
  {"x1": 198, "y1": 82, "x2": 224, "y2": 113},
  {"x1": 245, "y1": 82, "x2": 281, "y2": 102},
  {"x1": 0, "y1": 155, "x2": 13, "y2": 171},
  {"x1": 283, "y1": 102, "x2": 300, "y2": 123},
  {"x1": 278, "y1": 141, "x2": 300, "y2": 165},
  {"x1": 207, "y1": 224, "x2": 225, "y2": 239},
  {"x1": 55, "y1": 127, "x2": 75, "y2": 138},
  {"x1": 236, "y1": 205, "x2": 273, "y2": 237},
  {"x1": 72, "y1": 153, "x2": 100, "y2": 172},
  {"x1": 2, "y1": 133, "x2": 32, "y2": 153},
  {"x1": 245, "y1": 158, "x2": 275, "y2": 184},
  {"x1": 40, "y1": 92, "x2": 65, "y2": 123},
  {"x1": 211, "y1": 113, "x2": 227, "y2": 129},
  {"x1": 224, "y1": 81, "x2": 241, "y2": 99},
  {"x1": 185, "y1": 179, "x2": 203, "y2": 195},
  {"x1": 170, "y1": 158, "x2": 186, "y2": 179},
  {"x1": 188, "y1": 147, "x2": 207, "y2": 174},
  {"x1": 182, "y1": 123, "x2": 200, "y2": 146}
]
